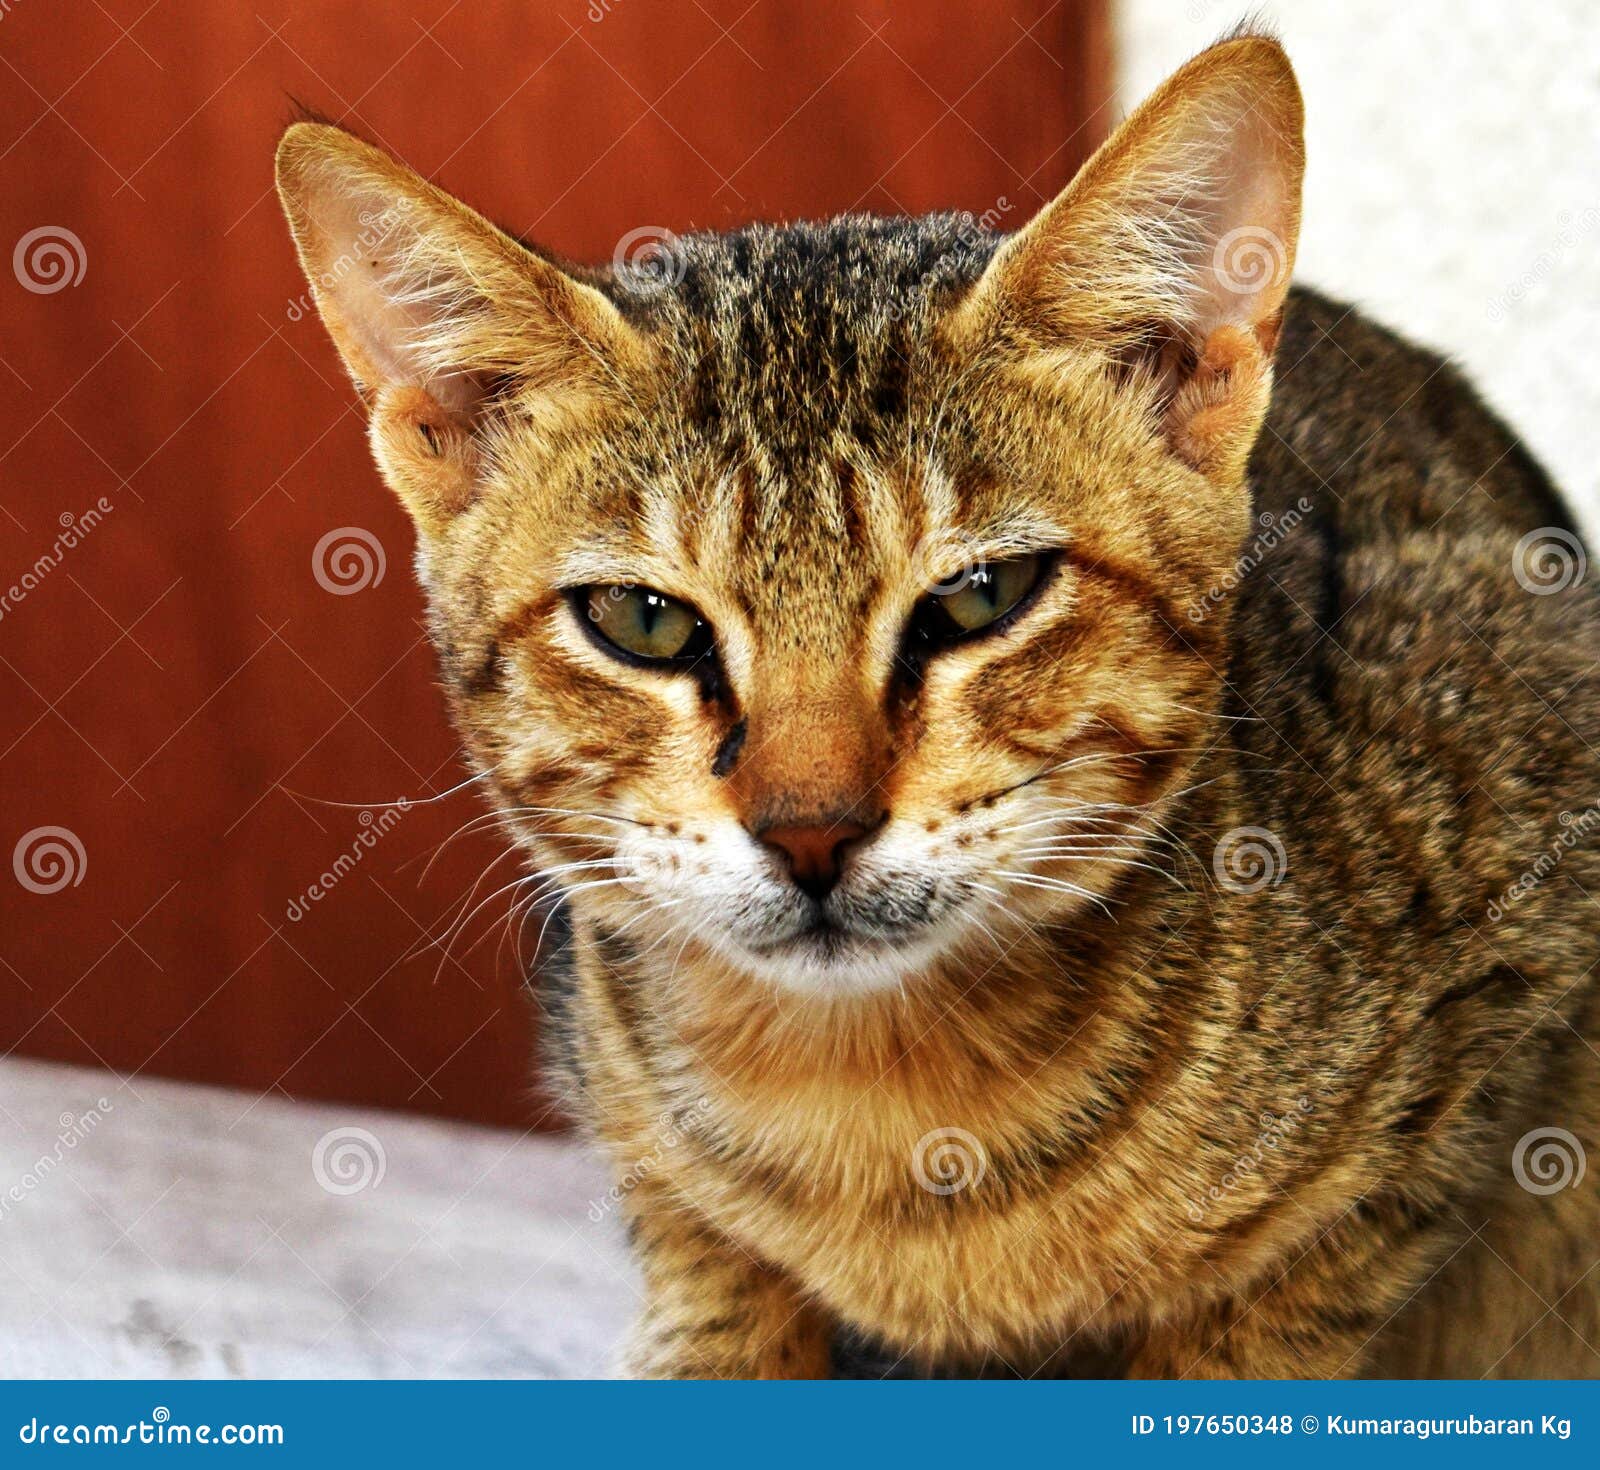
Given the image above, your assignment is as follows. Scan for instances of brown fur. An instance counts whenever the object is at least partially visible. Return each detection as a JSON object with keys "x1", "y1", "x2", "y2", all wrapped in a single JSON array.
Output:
[{"x1": 277, "y1": 36, "x2": 1600, "y2": 1378}]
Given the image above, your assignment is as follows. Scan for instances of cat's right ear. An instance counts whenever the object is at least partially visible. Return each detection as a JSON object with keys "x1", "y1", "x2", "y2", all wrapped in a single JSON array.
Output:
[
  {"x1": 947, "y1": 34, "x2": 1304, "y2": 486},
  {"x1": 275, "y1": 123, "x2": 650, "y2": 537}
]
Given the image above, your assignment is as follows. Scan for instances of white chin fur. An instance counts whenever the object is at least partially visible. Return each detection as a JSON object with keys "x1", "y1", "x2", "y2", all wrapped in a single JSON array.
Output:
[{"x1": 717, "y1": 927, "x2": 948, "y2": 998}]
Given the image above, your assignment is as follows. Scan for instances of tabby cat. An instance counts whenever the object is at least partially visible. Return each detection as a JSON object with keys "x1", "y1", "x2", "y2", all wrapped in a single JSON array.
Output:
[{"x1": 276, "y1": 36, "x2": 1600, "y2": 1377}]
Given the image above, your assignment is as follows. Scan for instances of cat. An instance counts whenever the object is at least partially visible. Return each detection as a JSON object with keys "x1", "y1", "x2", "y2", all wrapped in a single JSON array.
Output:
[{"x1": 276, "y1": 34, "x2": 1600, "y2": 1378}]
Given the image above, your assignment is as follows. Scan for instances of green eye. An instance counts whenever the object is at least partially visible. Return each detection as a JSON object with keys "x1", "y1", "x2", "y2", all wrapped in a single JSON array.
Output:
[
  {"x1": 915, "y1": 553, "x2": 1049, "y2": 642},
  {"x1": 580, "y1": 585, "x2": 709, "y2": 664}
]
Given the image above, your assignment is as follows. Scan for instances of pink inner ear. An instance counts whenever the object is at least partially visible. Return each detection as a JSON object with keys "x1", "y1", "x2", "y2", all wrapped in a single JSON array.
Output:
[
  {"x1": 1184, "y1": 110, "x2": 1299, "y2": 342},
  {"x1": 953, "y1": 40, "x2": 1303, "y2": 364},
  {"x1": 303, "y1": 183, "x2": 449, "y2": 398}
]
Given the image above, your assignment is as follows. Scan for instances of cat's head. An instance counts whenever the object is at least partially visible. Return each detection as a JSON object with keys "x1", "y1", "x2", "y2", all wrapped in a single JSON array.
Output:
[{"x1": 276, "y1": 37, "x2": 1303, "y2": 997}]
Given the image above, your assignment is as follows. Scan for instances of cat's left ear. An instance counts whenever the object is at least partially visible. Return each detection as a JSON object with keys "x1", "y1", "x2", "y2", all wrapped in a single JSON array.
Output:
[
  {"x1": 275, "y1": 123, "x2": 652, "y2": 538},
  {"x1": 949, "y1": 34, "x2": 1304, "y2": 485}
]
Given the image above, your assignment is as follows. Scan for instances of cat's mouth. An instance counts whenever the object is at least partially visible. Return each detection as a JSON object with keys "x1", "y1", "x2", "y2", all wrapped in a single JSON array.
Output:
[
  {"x1": 750, "y1": 913, "x2": 864, "y2": 959},
  {"x1": 738, "y1": 907, "x2": 944, "y2": 993}
]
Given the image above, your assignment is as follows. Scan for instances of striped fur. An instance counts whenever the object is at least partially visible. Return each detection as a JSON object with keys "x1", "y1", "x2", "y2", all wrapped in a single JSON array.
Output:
[{"x1": 278, "y1": 37, "x2": 1600, "y2": 1377}]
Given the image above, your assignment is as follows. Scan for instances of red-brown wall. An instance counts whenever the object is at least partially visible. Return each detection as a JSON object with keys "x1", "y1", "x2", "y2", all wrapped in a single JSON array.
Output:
[{"x1": 0, "y1": 0, "x2": 1110, "y2": 1127}]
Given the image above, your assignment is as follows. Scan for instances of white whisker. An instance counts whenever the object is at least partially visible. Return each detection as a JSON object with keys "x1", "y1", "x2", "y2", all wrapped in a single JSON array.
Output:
[{"x1": 992, "y1": 871, "x2": 1117, "y2": 919}]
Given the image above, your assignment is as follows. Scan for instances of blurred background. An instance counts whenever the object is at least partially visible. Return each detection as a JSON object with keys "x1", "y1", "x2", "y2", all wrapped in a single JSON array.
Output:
[
  {"x1": 1, "y1": 0, "x2": 1595, "y2": 1380},
  {"x1": 0, "y1": 0, "x2": 1110, "y2": 1131}
]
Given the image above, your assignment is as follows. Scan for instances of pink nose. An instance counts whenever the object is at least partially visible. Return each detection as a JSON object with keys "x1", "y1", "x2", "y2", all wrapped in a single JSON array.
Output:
[{"x1": 759, "y1": 821, "x2": 868, "y2": 900}]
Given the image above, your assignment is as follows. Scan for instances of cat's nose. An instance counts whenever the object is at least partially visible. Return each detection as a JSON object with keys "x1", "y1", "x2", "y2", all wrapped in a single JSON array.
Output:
[{"x1": 759, "y1": 821, "x2": 869, "y2": 900}]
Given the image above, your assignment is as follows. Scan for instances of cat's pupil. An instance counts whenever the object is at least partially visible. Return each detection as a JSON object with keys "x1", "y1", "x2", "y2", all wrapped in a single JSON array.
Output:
[{"x1": 639, "y1": 594, "x2": 664, "y2": 635}]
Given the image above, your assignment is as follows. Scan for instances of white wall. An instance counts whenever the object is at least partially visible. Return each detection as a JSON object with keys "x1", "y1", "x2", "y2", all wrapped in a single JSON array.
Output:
[{"x1": 1117, "y1": 3, "x2": 1600, "y2": 529}]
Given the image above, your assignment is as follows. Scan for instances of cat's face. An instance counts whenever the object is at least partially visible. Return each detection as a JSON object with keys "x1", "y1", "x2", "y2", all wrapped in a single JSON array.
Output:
[
  {"x1": 278, "y1": 37, "x2": 1303, "y2": 995},
  {"x1": 421, "y1": 251, "x2": 1245, "y2": 995}
]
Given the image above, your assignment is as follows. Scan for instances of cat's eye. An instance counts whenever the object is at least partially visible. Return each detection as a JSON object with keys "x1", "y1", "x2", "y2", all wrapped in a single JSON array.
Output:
[
  {"x1": 912, "y1": 552, "x2": 1050, "y2": 645},
  {"x1": 578, "y1": 584, "x2": 711, "y2": 666}
]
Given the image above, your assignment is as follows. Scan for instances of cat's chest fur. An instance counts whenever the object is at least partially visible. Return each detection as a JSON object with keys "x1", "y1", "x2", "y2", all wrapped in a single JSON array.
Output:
[{"x1": 567, "y1": 908, "x2": 1344, "y2": 1365}]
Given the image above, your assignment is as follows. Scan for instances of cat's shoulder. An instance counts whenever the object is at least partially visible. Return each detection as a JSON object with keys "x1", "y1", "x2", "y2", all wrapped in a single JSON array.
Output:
[
  {"x1": 1261, "y1": 286, "x2": 1579, "y2": 542},
  {"x1": 1234, "y1": 289, "x2": 1600, "y2": 855}
]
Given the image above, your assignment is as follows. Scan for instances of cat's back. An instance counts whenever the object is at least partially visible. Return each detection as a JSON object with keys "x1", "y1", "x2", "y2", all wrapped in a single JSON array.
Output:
[
  {"x1": 1257, "y1": 286, "x2": 1579, "y2": 544},
  {"x1": 1234, "y1": 287, "x2": 1594, "y2": 730},
  {"x1": 1238, "y1": 285, "x2": 1592, "y2": 710},
  {"x1": 1220, "y1": 292, "x2": 1600, "y2": 1379},
  {"x1": 1230, "y1": 285, "x2": 1600, "y2": 975}
]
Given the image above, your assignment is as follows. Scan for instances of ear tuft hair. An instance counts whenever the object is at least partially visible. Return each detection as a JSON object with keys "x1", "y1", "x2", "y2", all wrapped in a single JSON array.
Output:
[
  {"x1": 274, "y1": 123, "x2": 651, "y2": 533},
  {"x1": 948, "y1": 34, "x2": 1304, "y2": 480}
]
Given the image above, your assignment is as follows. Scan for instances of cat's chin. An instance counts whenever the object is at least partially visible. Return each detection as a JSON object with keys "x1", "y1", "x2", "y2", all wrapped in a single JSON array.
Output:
[{"x1": 728, "y1": 923, "x2": 945, "y2": 998}]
